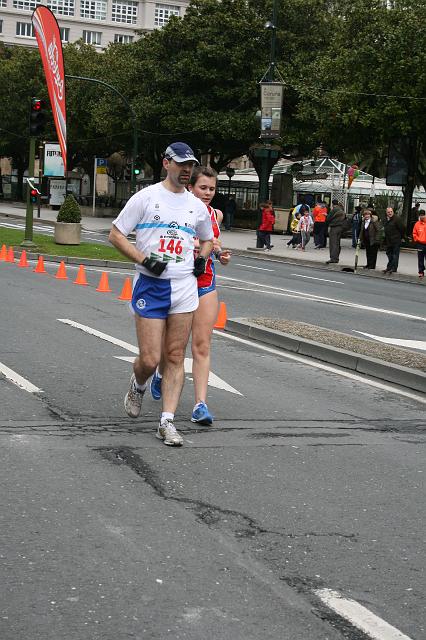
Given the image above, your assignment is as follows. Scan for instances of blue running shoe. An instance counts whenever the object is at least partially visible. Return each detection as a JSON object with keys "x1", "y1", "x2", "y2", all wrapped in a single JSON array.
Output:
[
  {"x1": 191, "y1": 402, "x2": 213, "y2": 426},
  {"x1": 150, "y1": 371, "x2": 162, "y2": 400}
]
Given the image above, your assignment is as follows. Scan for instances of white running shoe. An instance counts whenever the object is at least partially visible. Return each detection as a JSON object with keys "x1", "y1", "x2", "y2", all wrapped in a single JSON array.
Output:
[
  {"x1": 156, "y1": 419, "x2": 183, "y2": 446},
  {"x1": 124, "y1": 374, "x2": 145, "y2": 418}
]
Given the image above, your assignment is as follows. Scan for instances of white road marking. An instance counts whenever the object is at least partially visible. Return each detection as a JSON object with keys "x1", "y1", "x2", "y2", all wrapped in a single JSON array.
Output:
[
  {"x1": 291, "y1": 273, "x2": 344, "y2": 285},
  {"x1": 212, "y1": 331, "x2": 426, "y2": 405},
  {"x1": 217, "y1": 275, "x2": 426, "y2": 322},
  {"x1": 114, "y1": 356, "x2": 243, "y2": 395},
  {"x1": 58, "y1": 319, "x2": 138, "y2": 352},
  {"x1": 58, "y1": 319, "x2": 242, "y2": 395},
  {"x1": 355, "y1": 331, "x2": 426, "y2": 352},
  {"x1": 0, "y1": 362, "x2": 42, "y2": 393},
  {"x1": 234, "y1": 263, "x2": 274, "y2": 271},
  {"x1": 315, "y1": 589, "x2": 413, "y2": 640}
]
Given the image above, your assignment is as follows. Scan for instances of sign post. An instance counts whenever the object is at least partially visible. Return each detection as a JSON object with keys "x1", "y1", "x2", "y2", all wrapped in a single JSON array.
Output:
[{"x1": 93, "y1": 158, "x2": 107, "y2": 215}]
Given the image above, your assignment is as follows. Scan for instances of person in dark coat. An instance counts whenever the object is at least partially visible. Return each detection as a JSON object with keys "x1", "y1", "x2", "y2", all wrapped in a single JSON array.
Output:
[
  {"x1": 383, "y1": 207, "x2": 405, "y2": 274},
  {"x1": 224, "y1": 195, "x2": 237, "y2": 230},
  {"x1": 325, "y1": 199, "x2": 346, "y2": 264},
  {"x1": 351, "y1": 205, "x2": 362, "y2": 248},
  {"x1": 359, "y1": 208, "x2": 381, "y2": 269}
]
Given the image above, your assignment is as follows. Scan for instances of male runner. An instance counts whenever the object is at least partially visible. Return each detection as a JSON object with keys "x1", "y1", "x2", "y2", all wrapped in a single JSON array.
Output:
[{"x1": 109, "y1": 142, "x2": 213, "y2": 446}]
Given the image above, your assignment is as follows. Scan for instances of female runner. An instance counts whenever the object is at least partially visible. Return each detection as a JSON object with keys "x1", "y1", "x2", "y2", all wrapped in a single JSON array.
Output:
[{"x1": 150, "y1": 166, "x2": 231, "y2": 426}]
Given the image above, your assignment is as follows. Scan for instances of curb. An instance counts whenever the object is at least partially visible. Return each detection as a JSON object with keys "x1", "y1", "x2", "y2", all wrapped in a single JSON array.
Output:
[
  {"x1": 225, "y1": 319, "x2": 426, "y2": 394},
  {"x1": 15, "y1": 249, "x2": 132, "y2": 271}
]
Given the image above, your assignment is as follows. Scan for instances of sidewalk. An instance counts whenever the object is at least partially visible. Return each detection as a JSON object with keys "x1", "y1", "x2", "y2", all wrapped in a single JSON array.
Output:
[{"x1": 0, "y1": 201, "x2": 422, "y2": 281}]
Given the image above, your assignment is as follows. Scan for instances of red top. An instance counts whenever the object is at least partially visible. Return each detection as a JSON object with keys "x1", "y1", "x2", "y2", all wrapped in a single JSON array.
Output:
[
  {"x1": 197, "y1": 205, "x2": 221, "y2": 289},
  {"x1": 259, "y1": 207, "x2": 275, "y2": 232},
  {"x1": 413, "y1": 218, "x2": 426, "y2": 244},
  {"x1": 312, "y1": 205, "x2": 327, "y2": 223}
]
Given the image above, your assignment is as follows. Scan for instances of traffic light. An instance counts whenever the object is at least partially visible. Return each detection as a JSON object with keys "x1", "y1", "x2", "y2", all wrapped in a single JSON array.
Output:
[
  {"x1": 134, "y1": 155, "x2": 144, "y2": 176},
  {"x1": 30, "y1": 188, "x2": 38, "y2": 204},
  {"x1": 29, "y1": 97, "x2": 46, "y2": 137}
]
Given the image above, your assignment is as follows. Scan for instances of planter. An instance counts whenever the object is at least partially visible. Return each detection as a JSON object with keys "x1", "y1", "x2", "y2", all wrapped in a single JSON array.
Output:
[{"x1": 54, "y1": 222, "x2": 81, "y2": 245}]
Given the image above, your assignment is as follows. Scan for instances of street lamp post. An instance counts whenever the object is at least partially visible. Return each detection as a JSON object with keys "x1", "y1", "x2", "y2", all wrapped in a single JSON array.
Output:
[{"x1": 250, "y1": 0, "x2": 282, "y2": 206}]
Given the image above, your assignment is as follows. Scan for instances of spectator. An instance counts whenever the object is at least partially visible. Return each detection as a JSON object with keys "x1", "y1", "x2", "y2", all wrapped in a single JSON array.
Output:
[
  {"x1": 224, "y1": 194, "x2": 237, "y2": 230},
  {"x1": 412, "y1": 209, "x2": 426, "y2": 279},
  {"x1": 312, "y1": 200, "x2": 328, "y2": 249},
  {"x1": 325, "y1": 199, "x2": 346, "y2": 264},
  {"x1": 383, "y1": 207, "x2": 405, "y2": 274},
  {"x1": 352, "y1": 205, "x2": 362, "y2": 248},
  {"x1": 297, "y1": 208, "x2": 313, "y2": 251},
  {"x1": 257, "y1": 200, "x2": 275, "y2": 250},
  {"x1": 359, "y1": 208, "x2": 381, "y2": 270},
  {"x1": 287, "y1": 211, "x2": 302, "y2": 248}
]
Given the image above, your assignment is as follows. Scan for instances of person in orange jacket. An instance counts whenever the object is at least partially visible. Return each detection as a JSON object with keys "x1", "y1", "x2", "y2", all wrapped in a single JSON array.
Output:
[
  {"x1": 412, "y1": 209, "x2": 426, "y2": 278},
  {"x1": 312, "y1": 200, "x2": 328, "y2": 248}
]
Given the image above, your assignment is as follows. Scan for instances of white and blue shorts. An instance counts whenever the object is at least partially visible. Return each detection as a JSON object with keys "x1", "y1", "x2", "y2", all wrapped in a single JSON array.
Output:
[{"x1": 131, "y1": 273, "x2": 199, "y2": 319}]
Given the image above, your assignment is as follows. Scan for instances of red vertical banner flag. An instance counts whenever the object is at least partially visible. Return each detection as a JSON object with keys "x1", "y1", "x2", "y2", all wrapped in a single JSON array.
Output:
[{"x1": 32, "y1": 6, "x2": 67, "y2": 173}]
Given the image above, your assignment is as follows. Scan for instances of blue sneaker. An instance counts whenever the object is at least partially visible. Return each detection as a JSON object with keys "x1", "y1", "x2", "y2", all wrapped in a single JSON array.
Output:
[
  {"x1": 150, "y1": 371, "x2": 162, "y2": 400},
  {"x1": 191, "y1": 402, "x2": 213, "y2": 426}
]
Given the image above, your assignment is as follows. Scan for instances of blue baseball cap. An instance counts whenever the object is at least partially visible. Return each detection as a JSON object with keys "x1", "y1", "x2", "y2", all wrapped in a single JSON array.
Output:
[{"x1": 164, "y1": 142, "x2": 199, "y2": 164}]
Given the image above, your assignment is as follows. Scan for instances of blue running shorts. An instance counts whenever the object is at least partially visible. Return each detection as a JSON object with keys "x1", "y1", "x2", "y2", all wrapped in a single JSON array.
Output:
[{"x1": 131, "y1": 273, "x2": 199, "y2": 318}]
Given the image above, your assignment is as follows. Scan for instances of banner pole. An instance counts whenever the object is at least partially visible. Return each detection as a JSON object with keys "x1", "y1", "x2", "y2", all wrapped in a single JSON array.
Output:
[{"x1": 92, "y1": 157, "x2": 96, "y2": 215}]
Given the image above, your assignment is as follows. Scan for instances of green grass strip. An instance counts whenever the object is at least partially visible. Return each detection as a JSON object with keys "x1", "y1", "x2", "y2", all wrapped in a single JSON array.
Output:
[{"x1": 0, "y1": 227, "x2": 131, "y2": 262}]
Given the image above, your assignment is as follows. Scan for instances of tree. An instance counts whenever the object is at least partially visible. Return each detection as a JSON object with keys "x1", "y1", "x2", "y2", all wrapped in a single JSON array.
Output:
[{"x1": 295, "y1": 0, "x2": 426, "y2": 219}]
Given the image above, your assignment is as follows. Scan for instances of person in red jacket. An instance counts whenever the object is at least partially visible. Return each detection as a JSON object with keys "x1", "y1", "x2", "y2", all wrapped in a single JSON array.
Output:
[
  {"x1": 257, "y1": 200, "x2": 275, "y2": 250},
  {"x1": 412, "y1": 209, "x2": 426, "y2": 278}
]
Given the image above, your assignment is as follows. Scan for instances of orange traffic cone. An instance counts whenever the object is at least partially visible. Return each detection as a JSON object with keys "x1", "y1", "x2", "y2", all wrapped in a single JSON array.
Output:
[
  {"x1": 55, "y1": 261, "x2": 68, "y2": 280},
  {"x1": 214, "y1": 301, "x2": 227, "y2": 329},
  {"x1": 0, "y1": 244, "x2": 7, "y2": 261},
  {"x1": 18, "y1": 250, "x2": 30, "y2": 268},
  {"x1": 6, "y1": 246, "x2": 15, "y2": 263},
  {"x1": 33, "y1": 255, "x2": 47, "y2": 273},
  {"x1": 118, "y1": 277, "x2": 132, "y2": 301},
  {"x1": 96, "y1": 271, "x2": 112, "y2": 292},
  {"x1": 73, "y1": 264, "x2": 88, "y2": 286}
]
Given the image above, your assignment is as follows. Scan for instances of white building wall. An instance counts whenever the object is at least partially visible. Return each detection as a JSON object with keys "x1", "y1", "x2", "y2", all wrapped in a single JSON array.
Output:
[{"x1": 0, "y1": 0, "x2": 190, "y2": 48}]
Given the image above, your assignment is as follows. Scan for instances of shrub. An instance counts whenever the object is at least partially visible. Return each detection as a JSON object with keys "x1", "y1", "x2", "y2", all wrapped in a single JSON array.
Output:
[{"x1": 57, "y1": 195, "x2": 82, "y2": 223}]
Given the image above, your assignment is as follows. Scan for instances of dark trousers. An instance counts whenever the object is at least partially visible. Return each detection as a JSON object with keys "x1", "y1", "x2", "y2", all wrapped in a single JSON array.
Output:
[
  {"x1": 257, "y1": 230, "x2": 271, "y2": 249},
  {"x1": 365, "y1": 240, "x2": 379, "y2": 269},
  {"x1": 314, "y1": 222, "x2": 326, "y2": 248},
  {"x1": 418, "y1": 244, "x2": 426, "y2": 273},
  {"x1": 328, "y1": 226, "x2": 343, "y2": 262},
  {"x1": 385, "y1": 244, "x2": 401, "y2": 272}
]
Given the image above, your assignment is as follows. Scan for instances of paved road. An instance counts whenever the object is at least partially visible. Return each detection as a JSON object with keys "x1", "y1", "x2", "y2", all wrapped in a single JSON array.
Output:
[{"x1": 1, "y1": 261, "x2": 425, "y2": 639}]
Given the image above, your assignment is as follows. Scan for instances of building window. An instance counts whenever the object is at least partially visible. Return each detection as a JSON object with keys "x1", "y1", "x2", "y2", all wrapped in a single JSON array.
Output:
[
  {"x1": 59, "y1": 26, "x2": 70, "y2": 42},
  {"x1": 114, "y1": 33, "x2": 134, "y2": 43},
  {"x1": 80, "y1": 0, "x2": 106, "y2": 20},
  {"x1": 13, "y1": 0, "x2": 36, "y2": 10},
  {"x1": 112, "y1": 0, "x2": 138, "y2": 24},
  {"x1": 83, "y1": 29, "x2": 102, "y2": 45},
  {"x1": 0, "y1": 0, "x2": 6, "y2": 7},
  {"x1": 47, "y1": 0, "x2": 74, "y2": 16},
  {"x1": 16, "y1": 21, "x2": 35, "y2": 37},
  {"x1": 0, "y1": 19, "x2": 2, "y2": 33},
  {"x1": 154, "y1": 3, "x2": 180, "y2": 27}
]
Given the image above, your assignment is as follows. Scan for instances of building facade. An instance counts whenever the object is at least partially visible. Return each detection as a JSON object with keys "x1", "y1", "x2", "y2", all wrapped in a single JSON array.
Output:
[{"x1": 0, "y1": 0, "x2": 190, "y2": 48}]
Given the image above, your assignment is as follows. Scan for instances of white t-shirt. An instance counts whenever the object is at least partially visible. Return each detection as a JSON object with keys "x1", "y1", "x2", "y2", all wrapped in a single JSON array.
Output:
[{"x1": 112, "y1": 182, "x2": 213, "y2": 279}]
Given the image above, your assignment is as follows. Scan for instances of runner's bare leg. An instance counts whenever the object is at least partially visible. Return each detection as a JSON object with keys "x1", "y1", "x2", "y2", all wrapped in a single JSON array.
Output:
[
  {"x1": 161, "y1": 312, "x2": 193, "y2": 413},
  {"x1": 134, "y1": 316, "x2": 165, "y2": 385}
]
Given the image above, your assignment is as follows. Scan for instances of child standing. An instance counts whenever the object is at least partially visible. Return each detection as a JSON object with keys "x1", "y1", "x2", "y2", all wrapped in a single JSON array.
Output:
[
  {"x1": 297, "y1": 209, "x2": 314, "y2": 250},
  {"x1": 257, "y1": 200, "x2": 275, "y2": 250},
  {"x1": 287, "y1": 211, "x2": 302, "y2": 248}
]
